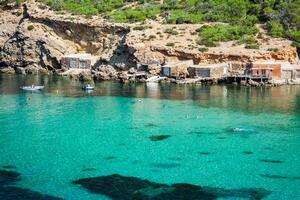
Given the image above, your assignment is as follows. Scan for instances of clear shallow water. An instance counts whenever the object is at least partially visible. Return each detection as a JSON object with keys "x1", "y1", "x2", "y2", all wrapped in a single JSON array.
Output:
[{"x1": 0, "y1": 75, "x2": 300, "y2": 199}]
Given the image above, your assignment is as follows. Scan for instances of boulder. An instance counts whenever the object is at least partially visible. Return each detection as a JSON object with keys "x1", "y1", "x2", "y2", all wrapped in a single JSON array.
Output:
[
  {"x1": 249, "y1": 79, "x2": 261, "y2": 87},
  {"x1": 148, "y1": 64, "x2": 161, "y2": 75},
  {"x1": 240, "y1": 80, "x2": 247, "y2": 86},
  {"x1": 79, "y1": 71, "x2": 92, "y2": 82},
  {"x1": 94, "y1": 65, "x2": 118, "y2": 80},
  {"x1": 15, "y1": 67, "x2": 26, "y2": 75},
  {"x1": 24, "y1": 66, "x2": 39, "y2": 74},
  {"x1": 0, "y1": 67, "x2": 15, "y2": 74},
  {"x1": 94, "y1": 71, "x2": 110, "y2": 81},
  {"x1": 128, "y1": 67, "x2": 136, "y2": 74}
]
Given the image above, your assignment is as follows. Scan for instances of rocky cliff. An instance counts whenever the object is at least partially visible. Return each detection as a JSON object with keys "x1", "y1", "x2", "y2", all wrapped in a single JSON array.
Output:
[
  {"x1": 0, "y1": 0, "x2": 132, "y2": 75},
  {"x1": 0, "y1": 0, "x2": 299, "y2": 80}
]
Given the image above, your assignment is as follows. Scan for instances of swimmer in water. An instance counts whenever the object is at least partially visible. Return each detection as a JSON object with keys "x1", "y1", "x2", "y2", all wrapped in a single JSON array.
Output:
[{"x1": 232, "y1": 127, "x2": 242, "y2": 132}]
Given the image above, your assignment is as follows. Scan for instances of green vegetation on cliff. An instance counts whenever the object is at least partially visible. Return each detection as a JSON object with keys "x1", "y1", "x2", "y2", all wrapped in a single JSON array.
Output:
[
  {"x1": 40, "y1": 0, "x2": 299, "y2": 51},
  {"x1": 3, "y1": 0, "x2": 297, "y2": 51}
]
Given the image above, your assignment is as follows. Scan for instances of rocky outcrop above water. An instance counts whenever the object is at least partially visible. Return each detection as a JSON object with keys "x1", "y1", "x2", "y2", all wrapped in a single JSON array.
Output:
[
  {"x1": 0, "y1": 0, "x2": 131, "y2": 76},
  {"x1": 73, "y1": 174, "x2": 271, "y2": 200}
]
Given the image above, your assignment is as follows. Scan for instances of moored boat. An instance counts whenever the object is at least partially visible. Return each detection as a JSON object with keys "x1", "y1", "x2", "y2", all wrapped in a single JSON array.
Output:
[
  {"x1": 21, "y1": 85, "x2": 44, "y2": 91},
  {"x1": 82, "y1": 84, "x2": 94, "y2": 90}
]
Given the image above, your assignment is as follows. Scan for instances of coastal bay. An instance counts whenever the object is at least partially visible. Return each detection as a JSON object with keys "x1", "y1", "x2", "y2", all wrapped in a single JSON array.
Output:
[{"x1": 0, "y1": 75, "x2": 300, "y2": 199}]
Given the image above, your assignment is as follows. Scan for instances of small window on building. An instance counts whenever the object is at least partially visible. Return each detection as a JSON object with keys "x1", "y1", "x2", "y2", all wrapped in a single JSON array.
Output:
[
  {"x1": 70, "y1": 60, "x2": 77, "y2": 68},
  {"x1": 79, "y1": 61, "x2": 86, "y2": 68}
]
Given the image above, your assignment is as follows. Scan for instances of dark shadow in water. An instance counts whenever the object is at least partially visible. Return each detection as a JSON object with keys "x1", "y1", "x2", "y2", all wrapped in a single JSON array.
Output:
[
  {"x1": 0, "y1": 170, "x2": 20, "y2": 186},
  {"x1": 73, "y1": 174, "x2": 271, "y2": 200},
  {"x1": 151, "y1": 163, "x2": 181, "y2": 169},
  {"x1": 260, "y1": 174, "x2": 288, "y2": 179},
  {"x1": 242, "y1": 151, "x2": 253, "y2": 155},
  {"x1": 82, "y1": 168, "x2": 97, "y2": 172},
  {"x1": 128, "y1": 126, "x2": 139, "y2": 130},
  {"x1": 260, "y1": 174, "x2": 300, "y2": 180},
  {"x1": 291, "y1": 177, "x2": 300, "y2": 180},
  {"x1": 2, "y1": 166, "x2": 16, "y2": 170},
  {"x1": 149, "y1": 135, "x2": 171, "y2": 141},
  {"x1": 104, "y1": 156, "x2": 116, "y2": 160},
  {"x1": 199, "y1": 152, "x2": 212, "y2": 155},
  {"x1": 0, "y1": 170, "x2": 62, "y2": 199},
  {"x1": 264, "y1": 147, "x2": 273, "y2": 151},
  {"x1": 259, "y1": 159, "x2": 283, "y2": 164},
  {"x1": 131, "y1": 160, "x2": 141, "y2": 165},
  {"x1": 145, "y1": 123, "x2": 160, "y2": 128},
  {"x1": 0, "y1": 186, "x2": 63, "y2": 200},
  {"x1": 168, "y1": 157, "x2": 183, "y2": 161}
]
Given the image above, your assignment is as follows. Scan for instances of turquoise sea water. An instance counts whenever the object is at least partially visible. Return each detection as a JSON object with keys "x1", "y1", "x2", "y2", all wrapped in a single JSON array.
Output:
[{"x1": 0, "y1": 75, "x2": 300, "y2": 199}]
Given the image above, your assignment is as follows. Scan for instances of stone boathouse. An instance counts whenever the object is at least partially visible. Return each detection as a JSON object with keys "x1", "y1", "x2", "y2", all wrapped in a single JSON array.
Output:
[{"x1": 61, "y1": 54, "x2": 92, "y2": 69}]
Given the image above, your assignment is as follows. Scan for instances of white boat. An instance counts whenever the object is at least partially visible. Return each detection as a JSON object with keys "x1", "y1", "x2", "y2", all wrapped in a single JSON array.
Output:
[
  {"x1": 21, "y1": 86, "x2": 44, "y2": 91},
  {"x1": 82, "y1": 84, "x2": 94, "y2": 90}
]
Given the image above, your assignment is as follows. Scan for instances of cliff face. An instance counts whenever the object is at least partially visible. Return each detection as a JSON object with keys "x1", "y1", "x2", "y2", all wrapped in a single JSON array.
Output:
[
  {"x1": 0, "y1": 1, "x2": 299, "y2": 77},
  {"x1": 0, "y1": 1, "x2": 131, "y2": 74},
  {"x1": 125, "y1": 23, "x2": 299, "y2": 65}
]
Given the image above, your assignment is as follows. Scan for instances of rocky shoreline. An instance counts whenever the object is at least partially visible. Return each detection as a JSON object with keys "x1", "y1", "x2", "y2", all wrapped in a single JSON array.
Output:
[{"x1": 0, "y1": 1, "x2": 299, "y2": 87}]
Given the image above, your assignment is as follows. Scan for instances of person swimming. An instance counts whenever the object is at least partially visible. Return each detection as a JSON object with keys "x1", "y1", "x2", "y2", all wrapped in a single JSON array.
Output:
[{"x1": 232, "y1": 127, "x2": 242, "y2": 132}]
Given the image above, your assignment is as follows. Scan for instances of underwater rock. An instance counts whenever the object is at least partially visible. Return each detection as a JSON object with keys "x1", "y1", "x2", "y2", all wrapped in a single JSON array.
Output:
[
  {"x1": 260, "y1": 174, "x2": 288, "y2": 179},
  {"x1": 131, "y1": 160, "x2": 141, "y2": 165},
  {"x1": 264, "y1": 147, "x2": 273, "y2": 150},
  {"x1": 0, "y1": 186, "x2": 63, "y2": 200},
  {"x1": 242, "y1": 151, "x2": 253, "y2": 155},
  {"x1": 149, "y1": 135, "x2": 171, "y2": 141},
  {"x1": 291, "y1": 177, "x2": 300, "y2": 180},
  {"x1": 260, "y1": 174, "x2": 300, "y2": 180},
  {"x1": 0, "y1": 170, "x2": 20, "y2": 186},
  {"x1": 73, "y1": 174, "x2": 165, "y2": 200},
  {"x1": 82, "y1": 168, "x2": 97, "y2": 172},
  {"x1": 168, "y1": 157, "x2": 183, "y2": 161},
  {"x1": 73, "y1": 174, "x2": 271, "y2": 200},
  {"x1": 151, "y1": 163, "x2": 181, "y2": 169},
  {"x1": 199, "y1": 152, "x2": 212, "y2": 155},
  {"x1": 104, "y1": 156, "x2": 116, "y2": 160},
  {"x1": 145, "y1": 123, "x2": 159, "y2": 128},
  {"x1": 0, "y1": 170, "x2": 62, "y2": 199},
  {"x1": 259, "y1": 159, "x2": 283, "y2": 164},
  {"x1": 2, "y1": 166, "x2": 16, "y2": 169}
]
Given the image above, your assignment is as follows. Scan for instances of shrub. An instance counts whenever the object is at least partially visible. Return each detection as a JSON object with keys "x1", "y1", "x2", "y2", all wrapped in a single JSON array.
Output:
[
  {"x1": 148, "y1": 35, "x2": 156, "y2": 40},
  {"x1": 238, "y1": 36, "x2": 258, "y2": 45},
  {"x1": 245, "y1": 44, "x2": 259, "y2": 49},
  {"x1": 15, "y1": 0, "x2": 23, "y2": 6},
  {"x1": 27, "y1": 24, "x2": 34, "y2": 31},
  {"x1": 196, "y1": 39, "x2": 217, "y2": 47},
  {"x1": 198, "y1": 47, "x2": 209, "y2": 52},
  {"x1": 197, "y1": 24, "x2": 258, "y2": 47},
  {"x1": 267, "y1": 20, "x2": 284, "y2": 38},
  {"x1": 164, "y1": 28, "x2": 178, "y2": 35},
  {"x1": 166, "y1": 42, "x2": 175, "y2": 47},
  {"x1": 133, "y1": 25, "x2": 148, "y2": 31},
  {"x1": 267, "y1": 48, "x2": 279, "y2": 52},
  {"x1": 39, "y1": 0, "x2": 298, "y2": 50}
]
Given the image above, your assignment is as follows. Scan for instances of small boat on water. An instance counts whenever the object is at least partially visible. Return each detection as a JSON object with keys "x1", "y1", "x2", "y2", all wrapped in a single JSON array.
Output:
[
  {"x1": 82, "y1": 84, "x2": 94, "y2": 90},
  {"x1": 21, "y1": 85, "x2": 44, "y2": 91}
]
